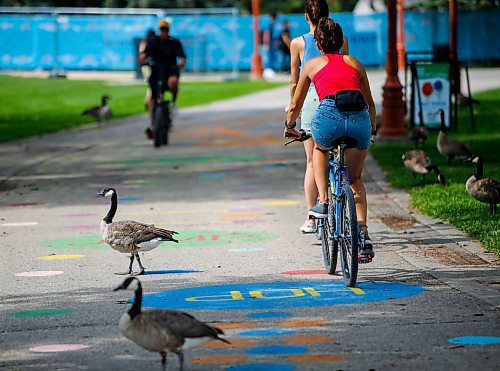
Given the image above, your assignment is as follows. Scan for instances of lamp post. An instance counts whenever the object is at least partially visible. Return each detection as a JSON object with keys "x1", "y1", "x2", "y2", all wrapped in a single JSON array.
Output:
[
  {"x1": 250, "y1": 0, "x2": 263, "y2": 79},
  {"x1": 449, "y1": 0, "x2": 458, "y2": 128},
  {"x1": 397, "y1": 0, "x2": 406, "y2": 69},
  {"x1": 379, "y1": 0, "x2": 406, "y2": 137}
]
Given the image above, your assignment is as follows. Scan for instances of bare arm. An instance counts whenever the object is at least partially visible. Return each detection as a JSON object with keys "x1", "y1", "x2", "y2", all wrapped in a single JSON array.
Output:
[
  {"x1": 289, "y1": 37, "x2": 303, "y2": 99},
  {"x1": 341, "y1": 36, "x2": 349, "y2": 55},
  {"x1": 286, "y1": 59, "x2": 314, "y2": 127}
]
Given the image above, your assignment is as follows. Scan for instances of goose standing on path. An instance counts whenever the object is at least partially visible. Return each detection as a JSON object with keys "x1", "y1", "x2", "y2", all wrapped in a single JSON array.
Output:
[
  {"x1": 436, "y1": 109, "x2": 473, "y2": 165},
  {"x1": 97, "y1": 188, "x2": 178, "y2": 275},
  {"x1": 114, "y1": 277, "x2": 230, "y2": 371},
  {"x1": 402, "y1": 149, "x2": 446, "y2": 186},
  {"x1": 83, "y1": 95, "x2": 113, "y2": 123},
  {"x1": 465, "y1": 156, "x2": 500, "y2": 215}
]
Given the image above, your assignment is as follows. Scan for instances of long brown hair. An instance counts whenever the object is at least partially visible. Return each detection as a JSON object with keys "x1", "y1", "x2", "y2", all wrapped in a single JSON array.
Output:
[
  {"x1": 314, "y1": 17, "x2": 344, "y2": 54},
  {"x1": 305, "y1": 0, "x2": 329, "y2": 26}
]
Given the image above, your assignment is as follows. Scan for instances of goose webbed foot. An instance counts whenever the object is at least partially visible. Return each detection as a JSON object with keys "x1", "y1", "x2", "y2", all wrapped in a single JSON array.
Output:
[
  {"x1": 115, "y1": 254, "x2": 134, "y2": 275},
  {"x1": 130, "y1": 269, "x2": 146, "y2": 276},
  {"x1": 160, "y1": 351, "x2": 167, "y2": 371}
]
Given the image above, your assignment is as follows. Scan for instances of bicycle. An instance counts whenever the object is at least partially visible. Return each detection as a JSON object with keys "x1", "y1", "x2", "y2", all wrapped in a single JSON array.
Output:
[
  {"x1": 152, "y1": 77, "x2": 172, "y2": 148},
  {"x1": 285, "y1": 131, "x2": 369, "y2": 287}
]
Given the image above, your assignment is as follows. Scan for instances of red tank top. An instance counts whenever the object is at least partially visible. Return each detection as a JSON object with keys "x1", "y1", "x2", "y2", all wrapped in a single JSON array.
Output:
[{"x1": 312, "y1": 54, "x2": 361, "y2": 101}]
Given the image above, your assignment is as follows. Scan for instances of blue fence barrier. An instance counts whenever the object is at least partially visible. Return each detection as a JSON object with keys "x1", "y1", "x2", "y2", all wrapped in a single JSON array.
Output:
[{"x1": 0, "y1": 9, "x2": 498, "y2": 71}]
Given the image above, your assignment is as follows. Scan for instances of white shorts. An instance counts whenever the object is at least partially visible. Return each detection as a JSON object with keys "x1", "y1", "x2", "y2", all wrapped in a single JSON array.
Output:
[{"x1": 300, "y1": 84, "x2": 319, "y2": 132}]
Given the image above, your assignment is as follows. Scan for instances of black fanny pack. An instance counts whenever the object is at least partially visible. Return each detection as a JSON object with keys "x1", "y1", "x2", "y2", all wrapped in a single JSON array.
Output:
[{"x1": 326, "y1": 90, "x2": 366, "y2": 112}]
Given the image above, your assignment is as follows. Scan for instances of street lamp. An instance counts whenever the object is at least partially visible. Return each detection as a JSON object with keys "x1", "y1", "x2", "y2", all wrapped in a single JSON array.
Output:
[
  {"x1": 379, "y1": 0, "x2": 406, "y2": 137},
  {"x1": 250, "y1": 0, "x2": 263, "y2": 79}
]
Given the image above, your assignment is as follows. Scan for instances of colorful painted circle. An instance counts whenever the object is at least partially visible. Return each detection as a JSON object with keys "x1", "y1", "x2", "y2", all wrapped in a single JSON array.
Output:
[
  {"x1": 246, "y1": 346, "x2": 308, "y2": 355},
  {"x1": 448, "y1": 336, "x2": 500, "y2": 345},
  {"x1": 433, "y1": 80, "x2": 443, "y2": 92},
  {"x1": 11, "y1": 309, "x2": 73, "y2": 317},
  {"x1": 246, "y1": 312, "x2": 293, "y2": 319},
  {"x1": 227, "y1": 365, "x2": 296, "y2": 371},
  {"x1": 140, "y1": 281, "x2": 425, "y2": 310},
  {"x1": 41, "y1": 231, "x2": 278, "y2": 250},
  {"x1": 422, "y1": 82, "x2": 434, "y2": 96},
  {"x1": 114, "y1": 153, "x2": 266, "y2": 167},
  {"x1": 30, "y1": 344, "x2": 89, "y2": 352},
  {"x1": 240, "y1": 329, "x2": 296, "y2": 337}
]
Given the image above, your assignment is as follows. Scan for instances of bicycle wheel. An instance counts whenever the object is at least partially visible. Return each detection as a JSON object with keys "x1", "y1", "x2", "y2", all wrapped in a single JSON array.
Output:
[
  {"x1": 339, "y1": 184, "x2": 359, "y2": 287},
  {"x1": 321, "y1": 187, "x2": 338, "y2": 275},
  {"x1": 161, "y1": 103, "x2": 171, "y2": 145},
  {"x1": 153, "y1": 103, "x2": 168, "y2": 148}
]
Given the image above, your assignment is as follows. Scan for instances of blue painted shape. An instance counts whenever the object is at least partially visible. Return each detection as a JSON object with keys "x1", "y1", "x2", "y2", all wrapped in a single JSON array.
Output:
[
  {"x1": 140, "y1": 281, "x2": 426, "y2": 310},
  {"x1": 227, "y1": 364, "x2": 296, "y2": 371},
  {"x1": 246, "y1": 311, "x2": 293, "y2": 319},
  {"x1": 240, "y1": 329, "x2": 296, "y2": 337},
  {"x1": 228, "y1": 247, "x2": 266, "y2": 252},
  {"x1": 145, "y1": 269, "x2": 199, "y2": 275},
  {"x1": 448, "y1": 336, "x2": 500, "y2": 345},
  {"x1": 246, "y1": 345, "x2": 307, "y2": 355},
  {"x1": 199, "y1": 172, "x2": 226, "y2": 179},
  {"x1": 118, "y1": 197, "x2": 144, "y2": 202},
  {"x1": 262, "y1": 163, "x2": 294, "y2": 168}
]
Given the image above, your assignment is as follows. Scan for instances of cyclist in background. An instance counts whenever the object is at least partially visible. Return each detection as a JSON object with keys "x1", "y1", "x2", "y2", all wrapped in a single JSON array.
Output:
[
  {"x1": 289, "y1": 0, "x2": 349, "y2": 234},
  {"x1": 140, "y1": 20, "x2": 186, "y2": 139},
  {"x1": 284, "y1": 17, "x2": 377, "y2": 259}
]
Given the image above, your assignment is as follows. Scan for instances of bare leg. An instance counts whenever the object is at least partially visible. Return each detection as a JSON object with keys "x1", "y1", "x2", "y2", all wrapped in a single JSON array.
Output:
[
  {"x1": 131, "y1": 253, "x2": 146, "y2": 276},
  {"x1": 147, "y1": 98, "x2": 154, "y2": 128},
  {"x1": 312, "y1": 143, "x2": 330, "y2": 203},
  {"x1": 345, "y1": 148, "x2": 368, "y2": 232},
  {"x1": 167, "y1": 75, "x2": 179, "y2": 103},
  {"x1": 303, "y1": 138, "x2": 318, "y2": 218}
]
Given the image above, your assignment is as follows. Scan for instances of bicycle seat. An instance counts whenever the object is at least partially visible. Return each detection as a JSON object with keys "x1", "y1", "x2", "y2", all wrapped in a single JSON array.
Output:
[{"x1": 330, "y1": 136, "x2": 357, "y2": 149}]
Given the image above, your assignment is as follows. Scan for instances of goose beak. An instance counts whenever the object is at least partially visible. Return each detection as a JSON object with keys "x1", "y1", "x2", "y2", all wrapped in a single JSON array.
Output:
[
  {"x1": 113, "y1": 284, "x2": 125, "y2": 292},
  {"x1": 96, "y1": 191, "x2": 105, "y2": 197}
]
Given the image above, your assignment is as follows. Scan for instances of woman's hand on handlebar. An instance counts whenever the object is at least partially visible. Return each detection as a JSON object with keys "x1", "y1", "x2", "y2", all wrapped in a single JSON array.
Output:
[{"x1": 283, "y1": 127, "x2": 301, "y2": 138}]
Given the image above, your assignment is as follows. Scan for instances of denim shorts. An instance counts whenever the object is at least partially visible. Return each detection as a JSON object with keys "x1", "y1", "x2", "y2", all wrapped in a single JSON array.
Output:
[
  {"x1": 310, "y1": 99, "x2": 371, "y2": 150},
  {"x1": 300, "y1": 84, "x2": 319, "y2": 132}
]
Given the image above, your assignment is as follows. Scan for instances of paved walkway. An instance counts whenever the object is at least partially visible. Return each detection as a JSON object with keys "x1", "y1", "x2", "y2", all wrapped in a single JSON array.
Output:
[{"x1": 0, "y1": 76, "x2": 499, "y2": 370}]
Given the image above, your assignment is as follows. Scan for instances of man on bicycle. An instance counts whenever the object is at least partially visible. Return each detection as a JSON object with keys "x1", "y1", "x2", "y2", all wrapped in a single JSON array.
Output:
[{"x1": 140, "y1": 20, "x2": 186, "y2": 139}]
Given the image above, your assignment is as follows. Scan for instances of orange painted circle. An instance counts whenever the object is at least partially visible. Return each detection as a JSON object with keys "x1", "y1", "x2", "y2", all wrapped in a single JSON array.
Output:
[
  {"x1": 191, "y1": 355, "x2": 248, "y2": 364},
  {"x1": 280, "y1": 319, "x2": 326, "y2": 327},
  {"x1": 216, "y1": 322, "x2": 257, "y2": 330},
  {"x1": 288, "y1": 354, "x2": 347, "y2": 362},
  {"x1": 203, "y1": 339, "x2": 254, "y2": 348}
]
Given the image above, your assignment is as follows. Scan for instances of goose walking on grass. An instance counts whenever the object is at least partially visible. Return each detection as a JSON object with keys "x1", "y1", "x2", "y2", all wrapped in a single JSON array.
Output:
[
  {"x1": 83, "y1": 95, "x2": 113, "y2": 123},
  {"x1": 114, "y1": 277, "x2": 229, "y2": 371},
  {"x1": 465, "y1": 156, "x2": 500, "y2": 215},
  {"x1": 97, "y1": 188, "x2": 178, "y2": 275},
  {"x1": 402, "y1": 149, "x2": 446, "y2": 186},
  {"x1": 409, "y1": 123, "x2": 428, "y2": 148},
  {"x1": 436, "y1": 109, "x2": 473, "y2": 165}
]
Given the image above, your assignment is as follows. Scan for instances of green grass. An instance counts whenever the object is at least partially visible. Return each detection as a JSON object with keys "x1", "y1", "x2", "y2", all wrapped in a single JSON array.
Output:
[
  {"x1": 371, "y1": 88, "x2": 500, "y2": 255},
  {"x1": 0, "y1": 75, "x2": 285, "y2": 142}
]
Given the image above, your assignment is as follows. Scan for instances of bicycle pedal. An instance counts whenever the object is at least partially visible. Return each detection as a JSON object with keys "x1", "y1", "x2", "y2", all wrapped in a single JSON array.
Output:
[{"x1": 358, "y1": 253, "x2": 372, "y2": 264}]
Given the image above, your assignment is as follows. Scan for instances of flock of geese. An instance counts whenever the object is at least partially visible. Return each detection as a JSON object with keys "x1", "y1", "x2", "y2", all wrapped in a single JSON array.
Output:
[
  {"x1": 403, "y1": 109, "x2": 499, "y2": 215},
  {"x1": 97, "y1": 188, "x2": 229, "y2": 369}
]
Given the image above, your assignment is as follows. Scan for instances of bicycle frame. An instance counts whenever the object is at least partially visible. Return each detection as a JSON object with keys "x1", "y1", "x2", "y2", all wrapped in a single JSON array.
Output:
[{"x1": 329, "y1": 143, "x2": 351, "y2": 241}]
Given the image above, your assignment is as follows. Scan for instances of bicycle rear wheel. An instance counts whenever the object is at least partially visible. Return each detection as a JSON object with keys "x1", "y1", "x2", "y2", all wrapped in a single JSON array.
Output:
[
  {"x1": 339, "y1": 184, "x2": 359, "y2": 287},
  {"x1": 321, "y1": 187, "x2": 338, "y2": 275},
  {"x1": 153, "y1": 102, "x2": 170, "y2": 147}
]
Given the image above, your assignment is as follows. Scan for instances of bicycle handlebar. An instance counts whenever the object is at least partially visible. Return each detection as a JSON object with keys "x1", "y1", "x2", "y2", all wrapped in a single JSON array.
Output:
[{"x1": 284, "y1": 129, "x2": 312, "y2": 146}]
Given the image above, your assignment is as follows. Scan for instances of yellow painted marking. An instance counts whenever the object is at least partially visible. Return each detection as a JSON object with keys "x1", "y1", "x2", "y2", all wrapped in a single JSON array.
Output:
[
  {"x1": 203, "y1": 339, "x2": 254, "y2": 348},
  {"x1": 221, "y1": 213, "x2": 258, "y2": 219},
  {"x1": 304, "y1": 288, "x2": 320, "y2": 296},
  {"x1": 192, "y1": 355, "x2": 247, "y2": 364},
  {"x1": 37, "y1": 254, "x2": 85, "y2": 260},
  {"x1": 280, "y1": 319, "x2": 327, "y2": 327},
  {"x1": 262, "y1": 200, "x2": 300, "y2": 206},
  {"x1": 230, "y1": 291, "x2": 244, "y2": 300},
  {"x1": 291, "y1": 289, "x2": 305, "y2": 297},
  {"x1": 288, "y1": 354, "x2": 347, "y2": 362},
  {"x1": 215, "y1": 323, "x2": 257, "y2": 330},
  {"x1": 349, "y1": 287, "x2": 365, "y2": 295},
  {"x1": 249, "y1": 290, "x2": 263, "y2": 299}
]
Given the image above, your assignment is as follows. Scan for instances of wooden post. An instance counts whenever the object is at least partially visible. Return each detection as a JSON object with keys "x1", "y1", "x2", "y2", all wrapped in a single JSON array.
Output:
[{"x1": 397, "y1": 0, "x2": 406, "y2": 69}]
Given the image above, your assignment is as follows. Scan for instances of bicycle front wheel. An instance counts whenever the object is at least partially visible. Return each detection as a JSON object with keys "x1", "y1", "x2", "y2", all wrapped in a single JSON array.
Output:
[
  {"x1": 321, "y1": 188, "x2": 338, "y2": 275},
  {"x1": 339, "y1": 184, "x2": 359, "y2": 287}
]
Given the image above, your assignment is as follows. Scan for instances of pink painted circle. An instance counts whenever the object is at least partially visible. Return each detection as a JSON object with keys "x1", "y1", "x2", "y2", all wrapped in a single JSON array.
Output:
[
  {"x1": 30, "y1": 344, "x2": 90, "y2": 352},
  {"x1": 281, "y1": 269, "x2": 327, "y2": 275},
  {"x1": 15, "y1": 271, "x2": 64, "y2": 277}
]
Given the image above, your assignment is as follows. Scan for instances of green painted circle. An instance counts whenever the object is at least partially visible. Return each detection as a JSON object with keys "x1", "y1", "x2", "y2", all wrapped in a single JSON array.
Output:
[
  {"x1": 41, "y1": 230, "x2": 278, "y2": 250},
  {"x1": 114, "y1": 154, "x2": 266, "y2": 167},
  {"x1": 10, "y1": 309, "x2": 73, "y2": 317}
]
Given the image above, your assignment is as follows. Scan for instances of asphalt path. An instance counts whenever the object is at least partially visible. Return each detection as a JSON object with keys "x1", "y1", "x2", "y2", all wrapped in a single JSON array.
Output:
[{"x1": 0, "y1": 83, "x2": 499, "y2": 371}]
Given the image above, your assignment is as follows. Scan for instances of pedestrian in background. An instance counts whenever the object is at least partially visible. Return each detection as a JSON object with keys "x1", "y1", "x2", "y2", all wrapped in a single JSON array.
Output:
[
  {"x1": 263, "y1": 12, "x2": 278, "y2": 72},
  {"x1": 289, "y1": 0, "x2": 349, "y2": 234},
  {"x1": 278, "y1": 20, "x2": 291, "y2": 72},
  {"x1": 138, "y1": 29, "x2": 156, "y2": 110}
]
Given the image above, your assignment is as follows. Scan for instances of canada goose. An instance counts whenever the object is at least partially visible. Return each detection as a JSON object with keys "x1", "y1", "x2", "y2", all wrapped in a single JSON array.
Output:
[
  {"x1": 456, "y1": 93, "x2": 480, "y2": 108},
  {"x1": 465, "y1": 156, "x2": 500, "y2": 215},
  {"x1": 409, "y1": 124, "x2": 428, "y2": 147},
  {"x1": 402, "y1": 149, "x2": 446, "y2": 186},
  {"x1": 436, "y1": 109, "x2": 473, "y2": 165},
  {"x1": 83, "y1": 95, "x2": 113, "y2": 123},
  {"x1": 96, "y1": 188, "x2": 178, "y2": 275},
  {"x1": 114, "y1": 277, "x2": 229, "y2": 371}
]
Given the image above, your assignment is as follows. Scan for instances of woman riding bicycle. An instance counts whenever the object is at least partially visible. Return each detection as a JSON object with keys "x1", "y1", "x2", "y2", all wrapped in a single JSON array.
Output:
[{"x1": 284, "y1": 17, "x2": 377, "y2": 259}]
